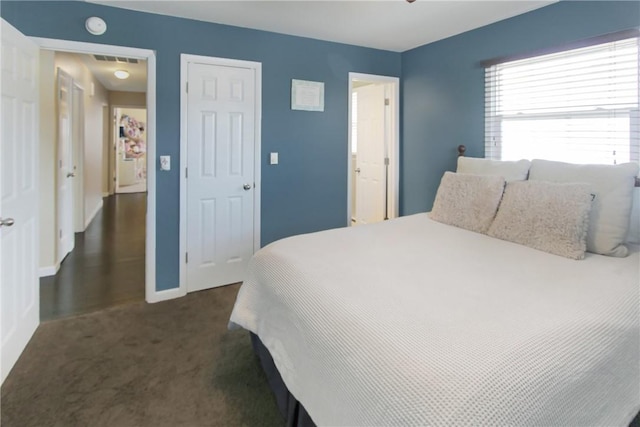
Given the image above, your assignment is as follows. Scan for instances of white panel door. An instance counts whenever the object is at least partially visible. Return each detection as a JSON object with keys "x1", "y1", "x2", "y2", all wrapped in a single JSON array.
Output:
[
  {"x1": 56, "y1": 69, "x2": 74, "y2": 260},
  {"x1": 354, "y1": 84, "x2": 386, "y2": 225},
  {"x1": 186, "y1": 63, "x2": 256, "y2": 292},
  {"x1": 0, "y1": 19, "x2": 40, "y2": 384}
]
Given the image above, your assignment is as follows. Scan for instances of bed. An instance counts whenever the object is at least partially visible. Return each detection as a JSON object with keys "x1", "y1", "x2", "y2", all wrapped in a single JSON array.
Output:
[{"x1": 229, "y1": 156, "x2": 640, "y2": 426}]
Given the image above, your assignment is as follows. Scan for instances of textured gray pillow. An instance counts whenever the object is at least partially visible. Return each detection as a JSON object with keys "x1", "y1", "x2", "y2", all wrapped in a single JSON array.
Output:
[
  {"x1": 488, "y1": 181, "x2": 592, "y2": 260},
  {"x1": 430, "y1": 172, "x2": 506, "y2": 234}
]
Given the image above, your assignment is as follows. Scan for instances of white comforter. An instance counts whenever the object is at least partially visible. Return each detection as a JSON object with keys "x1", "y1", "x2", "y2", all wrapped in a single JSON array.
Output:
[{"x1": 229, "y1": 214, "x2": 640, "y2": 426}]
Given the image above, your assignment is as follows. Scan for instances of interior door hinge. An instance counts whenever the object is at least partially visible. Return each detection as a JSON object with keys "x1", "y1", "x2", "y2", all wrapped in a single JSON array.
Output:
[
  {"x1": 185, "y1": 167, "x2": 188, "y2": 179},
  {"x1": 59, "y1": 229, "x2": 62, "y2": 238},
  {"x1": 186, "y1": 82, "x2": 188, "y2": 93},
  {"x1": 384, "y1": 157, "x2": 390, "y2": 166},
  {"x1": 384, "y1": 98, "x2": 390, "y2": 106},
  {"x1": 185, "y1": 252, "x2": 189, "y2": 264}
]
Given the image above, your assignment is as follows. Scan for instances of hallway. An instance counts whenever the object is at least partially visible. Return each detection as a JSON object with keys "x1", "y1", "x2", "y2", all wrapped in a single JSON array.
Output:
[{"x1": 40, "y1": 193, "x2": 146, "y2": 321}]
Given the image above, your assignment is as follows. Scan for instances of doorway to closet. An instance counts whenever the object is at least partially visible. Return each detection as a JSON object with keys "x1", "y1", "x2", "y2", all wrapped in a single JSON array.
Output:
[{"x1": 348, "y1": 73, "x2": 400, "y2": 226}]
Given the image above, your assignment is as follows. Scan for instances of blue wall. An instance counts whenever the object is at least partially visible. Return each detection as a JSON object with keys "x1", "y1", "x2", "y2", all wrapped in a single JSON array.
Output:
[
  {"x1": 3, "y1": 1, "x2": 638, "y2": 291},
  {"x1": 401, "y1": 1, "x2": 640, "y2": 215},
  {"x1": 1, "y1": 1, "x2": 401, "y2": 291}
]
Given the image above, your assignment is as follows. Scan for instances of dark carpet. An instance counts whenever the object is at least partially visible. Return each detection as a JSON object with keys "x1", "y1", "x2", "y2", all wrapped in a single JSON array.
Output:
[{"x1": 1, "y1": 284, "x2": 283, "y2": 427}]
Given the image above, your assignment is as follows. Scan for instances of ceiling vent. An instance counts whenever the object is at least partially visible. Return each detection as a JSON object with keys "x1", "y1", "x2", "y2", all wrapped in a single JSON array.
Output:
[{"x1": 93, "y1": 55, "x2": 138, "y2": 64}]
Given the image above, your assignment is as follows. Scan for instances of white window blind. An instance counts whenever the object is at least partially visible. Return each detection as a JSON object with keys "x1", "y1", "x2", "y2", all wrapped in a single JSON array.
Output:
[{"x1": 485, "y1": 35, "x2": 639, "y2": 165}]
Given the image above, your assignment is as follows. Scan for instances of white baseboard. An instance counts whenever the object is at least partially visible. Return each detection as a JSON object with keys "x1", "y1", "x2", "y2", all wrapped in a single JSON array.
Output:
[
  {"x1": 102, "y1": 192, "x2": 110, "y2": 197},
  {"x1": 146, "y1": 286, "x2": 186, "y2": 304},
  {"x1": 84, "y1": 200, "x2": 104, "y2": 230},
  {"x1": 39, "y1": 264, "x2": 59, "y2": 277}
]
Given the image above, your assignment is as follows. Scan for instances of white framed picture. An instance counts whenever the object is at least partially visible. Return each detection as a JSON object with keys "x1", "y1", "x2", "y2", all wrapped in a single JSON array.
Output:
[{"x1": 291, "y1": 79, "x2": 324, "y2": 112}]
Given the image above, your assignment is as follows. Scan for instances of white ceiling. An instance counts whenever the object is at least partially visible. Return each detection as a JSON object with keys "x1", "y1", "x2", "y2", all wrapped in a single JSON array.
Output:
[
  {"x1": 78, "y1": 53, "x2": 147, "y2": 92},
  {"x1": 87, "y1": 0, "x2": 556, "y2": 52}
]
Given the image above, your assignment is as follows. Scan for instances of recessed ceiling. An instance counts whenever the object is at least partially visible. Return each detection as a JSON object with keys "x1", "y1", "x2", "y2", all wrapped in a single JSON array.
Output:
[
  {"x1": 86, "y1": 0, "x2": 557, "y2": 52},
  {"x1": 78, "y1": 53, "x2": 147, "y2": 92}
]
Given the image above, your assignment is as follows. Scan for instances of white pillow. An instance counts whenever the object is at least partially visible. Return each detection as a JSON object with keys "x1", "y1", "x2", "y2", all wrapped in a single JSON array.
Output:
[
  {"x1": 528, "y1": 159, "x2": 639, "y2": 257},
  {"x1": 429, "y1": 172, "x2": 505, "y2": 234},
  {"x1": 488, "y1": 181, "x2": 592, "y2": 260},
  {"x1": 457, "y1": 157, "x2": 531, "y2": 182}
]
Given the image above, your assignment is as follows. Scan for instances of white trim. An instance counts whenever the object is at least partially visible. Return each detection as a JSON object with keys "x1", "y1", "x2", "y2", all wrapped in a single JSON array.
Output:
[
  {"x1": 39, "y1": 264, "x2": 59, "y2": 278},
  {"x1": 145, "y1": 53, "x2": 157, "y2": 303},
  {"x1": 31, "y1": 37, "x2": 159, "y2": 304},
  {"x1": 347, "y1": 72, "x2": 400, "y2": 225},
  {"x1": 31, "y1": 37, "x2": 153, "y2": 60},
  {"x1": 114, "y1": 106, "x2": 121, "y2": 193},
  {"x1": 145, "y1": 286, "x2": 186, "y2": 304},
  {"x1": 179, "y1": 54, "x2": 262, "y2": 295},
  {"x1": 55, "y1": 67, "x2": 74, "y2": 265},
  {"x1": 84, "y1": 199, "x2": 103, "y2": 230},
  {"x1": 102, "y1": 192, "x2": 110, "y2": 198}
]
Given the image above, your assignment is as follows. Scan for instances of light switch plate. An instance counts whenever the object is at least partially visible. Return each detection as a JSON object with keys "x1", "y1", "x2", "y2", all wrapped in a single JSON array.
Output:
[
  {"x1": 270, "y1": 152, "x2": 278, "y2": 165},
  {"x1": 160, "y1": 155, "x2": 171, "y2": 171}
]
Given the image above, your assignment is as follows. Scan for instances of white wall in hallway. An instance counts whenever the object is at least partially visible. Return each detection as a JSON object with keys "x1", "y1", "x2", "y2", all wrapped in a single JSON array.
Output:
[
  {"x1": 109, "y1": 91, "x2": 146, "y2": 108},
  {"x1": 38, "y1": 50, "x2": 57, "y2": 274}
]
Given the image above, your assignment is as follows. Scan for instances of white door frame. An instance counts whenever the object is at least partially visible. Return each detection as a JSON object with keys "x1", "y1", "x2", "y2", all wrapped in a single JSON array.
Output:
[
  {"x1": 56, "y1": 68, "x2": 75, "y2": 262},
  {"x1": 71, "y1": 82, "x2": 85, "y2": 232},
  {"x1": 347, "y1": 72, "x2": 400, "y2": 225},
  {"x1": 30, "y1": 37, "x2": 161, "y2": 303},
  {"x1": 112, "y1": 106, "x2": 120, "y2": 194},
  {"x1": 179, "y1": 54, "x2": 262, "y2": 296},
  {"x1": 102, "y1": 105, "x2": 111, "y2": 197}
]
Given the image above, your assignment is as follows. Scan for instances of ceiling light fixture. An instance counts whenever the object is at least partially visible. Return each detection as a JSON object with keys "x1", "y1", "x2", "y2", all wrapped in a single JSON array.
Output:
[
  {"x1": 85, "y1": 17, "x2": 107, "y2": 35},
  {"x1": 114, "y1": 70, "x2": 130, "y2": 80}
]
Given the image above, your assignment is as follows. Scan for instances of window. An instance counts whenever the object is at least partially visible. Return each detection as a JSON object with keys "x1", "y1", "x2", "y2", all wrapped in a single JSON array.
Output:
[{"x1": 485, "y1": 34, "x2": 639, "y2": 165}]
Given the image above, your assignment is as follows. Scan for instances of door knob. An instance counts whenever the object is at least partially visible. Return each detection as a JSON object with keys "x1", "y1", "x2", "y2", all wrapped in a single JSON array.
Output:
[
  {"x1": 243, "y1": 184, "x2": 252, "y2": 190},
  {"x1": 355, "y1": 168, "x2": 361, "y2": 173},
  {"x1": 67, "y1": 172, "x2": 76, "y2": 178},
  {"x1": 0, "y1": 218, "x2": 15, "y2": 227}
]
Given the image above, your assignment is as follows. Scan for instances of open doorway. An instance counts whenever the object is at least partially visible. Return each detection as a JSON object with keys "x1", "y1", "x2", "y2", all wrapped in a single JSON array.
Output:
[
  {"x1": 348, "y1": 73, "x2": 400, "y2": 226},
  {"x1": 114, "y1": 107, "x2": 147, "y2": 194},
  {"x1": 38, "y1": 47, "x2": 151, "y2": 320}
]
